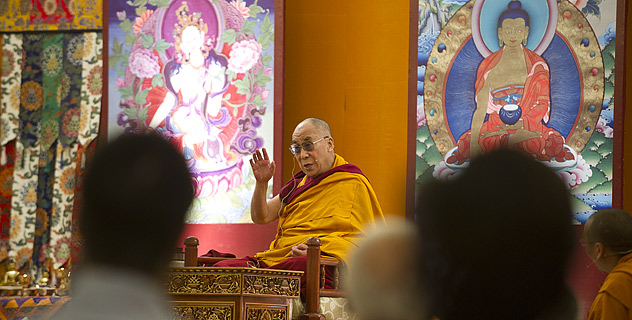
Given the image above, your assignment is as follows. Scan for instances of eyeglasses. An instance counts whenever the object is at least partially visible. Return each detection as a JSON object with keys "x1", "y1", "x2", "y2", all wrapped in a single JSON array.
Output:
[{"x1": 289, "y1": 136, "x2": 329, "y2": 155}]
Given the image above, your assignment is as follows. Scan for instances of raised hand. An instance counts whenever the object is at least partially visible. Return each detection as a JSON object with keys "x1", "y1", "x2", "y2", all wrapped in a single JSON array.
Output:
[{"x1": 250, "y1": 148, "x2": 276, "y2": 183}]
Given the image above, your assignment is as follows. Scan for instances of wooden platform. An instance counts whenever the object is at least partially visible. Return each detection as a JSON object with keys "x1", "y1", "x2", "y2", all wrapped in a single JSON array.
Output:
[{"x1": 166, "y1": 267, "x2": 303, "y2": 320}]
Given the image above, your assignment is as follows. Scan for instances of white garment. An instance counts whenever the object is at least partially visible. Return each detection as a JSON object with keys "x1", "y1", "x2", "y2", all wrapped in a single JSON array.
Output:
[{"x1": 51, "y1": 267, "x2": 173, "y2": 320}]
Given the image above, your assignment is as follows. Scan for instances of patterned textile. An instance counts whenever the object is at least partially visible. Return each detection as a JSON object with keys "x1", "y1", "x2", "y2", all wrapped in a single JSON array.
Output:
[
  {"x1": 49, "y1": 33, "x2": 85, "y2": 269},
  {"x1": 0, "y1": 34, "x2": 22, "y2": 147},
  {"x1": 0, "y1": 0, "x2": 102, "y2": 32},
  {"x1": 0, "y1": 296, "x2": 72, "y2": 320},
  {"x1": 0, "y1": 32, "x2": 103, "y2": 282},
  {"x1": 291, "y1": 297, "x2": 358, "y2": 320}
]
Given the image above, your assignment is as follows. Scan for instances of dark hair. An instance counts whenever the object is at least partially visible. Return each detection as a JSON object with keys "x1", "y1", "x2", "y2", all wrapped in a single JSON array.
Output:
[
  {"x1": 417, "y1": 149, "x2": 575, "y2": 320},
  {"x1": 498, "y1": 0, "x2": 529, "y2": 28},
  {"x1": 585, "y1": 209, "x2": 632, "y2": 256},
  {"x1": 80, "y1": 133, "x2": 194, "y2": 275}
]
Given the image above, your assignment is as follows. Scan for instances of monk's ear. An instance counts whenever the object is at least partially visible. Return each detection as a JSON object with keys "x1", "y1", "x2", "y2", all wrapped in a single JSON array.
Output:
[
  {"x1": 327, "y1": 137, "x2": 334, "y2": 152},
  {"x1": 595, "y1": 242, "x2": 605, "y2": 259}
]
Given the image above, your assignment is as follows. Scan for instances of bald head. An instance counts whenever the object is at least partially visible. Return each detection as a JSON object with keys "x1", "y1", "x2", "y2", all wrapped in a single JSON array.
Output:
[
  {"x1": 585, "y1": 209, "x2": 632, "y2": 256},
  {"x1": 298, "y1": 118, "x2": 332, "y2": 137}
]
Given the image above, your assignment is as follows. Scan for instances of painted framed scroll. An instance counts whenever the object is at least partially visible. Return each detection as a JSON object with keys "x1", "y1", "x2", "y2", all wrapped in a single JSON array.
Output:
[
  {"x1": 106, "y1": 0, "x2": 282, "y2": 223},
  {"x1": 415, "y1": 0, "x2": 617, "y2": 223}
]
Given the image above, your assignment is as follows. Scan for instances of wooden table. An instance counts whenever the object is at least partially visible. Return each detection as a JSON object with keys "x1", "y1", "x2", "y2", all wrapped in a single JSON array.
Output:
[{"x1": 166, "y1": 267, "x2": 303, "y2": 320}]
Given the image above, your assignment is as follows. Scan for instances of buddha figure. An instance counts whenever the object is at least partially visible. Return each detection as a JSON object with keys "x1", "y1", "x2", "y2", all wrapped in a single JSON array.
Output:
[
  {"x1": 1, "y1": 259, "x2": 19, "y2": 286},
  {"x1": 447, "y1": 0, "x2": 573, "y2": 165}
]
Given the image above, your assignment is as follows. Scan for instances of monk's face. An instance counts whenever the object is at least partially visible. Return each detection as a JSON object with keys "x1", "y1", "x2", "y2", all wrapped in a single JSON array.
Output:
[
  {"x1": 583, "y1": 219, "x2": 607, "y2": 272},
  {"x1": 498, "y1": 18, "x2": 529, "y2": 48},
  {"x1": 291, "y1": 121, "x2": 335, "y2": 178}
]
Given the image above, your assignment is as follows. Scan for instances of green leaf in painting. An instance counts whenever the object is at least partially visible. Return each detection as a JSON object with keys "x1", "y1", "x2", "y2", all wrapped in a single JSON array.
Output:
[
  {"x1": 123, "y1": 106, "x2": 138, "y2": 118},
  {"x1": 151, "y1": 74, "x2": 164, "y2": 87},
  {"x1": 134, "y1": 88, "x2": 150, "y2": 106},
  {"x1": 112, "y1": 37, "x2": 123, "y2": 55},
  {"x1": 220, "y1": 29, "x2": 237, "y2": 45},
  {"x1": 141, "y1": 33, "x2": 154, "y2": 49},
  {"x1": 124, "y1": 33, "x2": 136, "y2": 47},
  {"x1": 234, "y1": 78, "x2": 250, "y2": 95},
  {"x1": 135, "y1": 5, "x2": 148, "y2": 17},
  {"x1": 261, "y1": 14, "x2": 273, "y2": 33},
  {"x1": 120, "y1": 86, "x2": 133, "y2": 99},
  {"x1": 154, "y1": 39, "x2": 171, "y2": 54},
  {"x1": 120, "y1": 19, "x2": 133, "y2": 33},
  {"x1": 242, "y1": 19, "x2": 256, "y2": 35},
  {"x1": 138, "y1": 106, "x2": 149, "y2": 122},
  {"x1": 249, "y1": 4, "x2": 264, "y2": 17},
  {"x1": 255, "y1": 70, "x2": 272, "y2": 86},
  {"x1": 261, "y1": 54, "x2": 272, "y2": 66}
]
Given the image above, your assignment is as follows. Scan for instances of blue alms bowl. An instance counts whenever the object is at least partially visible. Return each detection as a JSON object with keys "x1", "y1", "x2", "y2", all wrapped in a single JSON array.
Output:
[{"x1": 499, "y1": 104, "x2": 522, "y2": 125}]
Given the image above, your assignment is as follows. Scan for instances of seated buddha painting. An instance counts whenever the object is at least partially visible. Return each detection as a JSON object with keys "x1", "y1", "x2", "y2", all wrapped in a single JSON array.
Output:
[
  {"x1": 108, "y1": 0, "x2": 277, "y2": 223},
  {"x1": 417, "y1": 0, "x2": 615, "y2": 223}
]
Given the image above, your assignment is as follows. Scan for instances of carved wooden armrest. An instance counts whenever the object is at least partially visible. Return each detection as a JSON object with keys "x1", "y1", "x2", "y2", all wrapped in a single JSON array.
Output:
[{"x1": 184, "y1": 236, "x2": 235, "y2": 267}]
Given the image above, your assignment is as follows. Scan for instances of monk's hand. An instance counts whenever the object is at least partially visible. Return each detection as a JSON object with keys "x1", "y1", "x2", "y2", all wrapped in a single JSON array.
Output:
[
  {"x1": 291, "y1": 243, "x2": 308, "y2": 257},
  {"x1": 250, "y1": 148, "x2": 276, "y2": 183}
]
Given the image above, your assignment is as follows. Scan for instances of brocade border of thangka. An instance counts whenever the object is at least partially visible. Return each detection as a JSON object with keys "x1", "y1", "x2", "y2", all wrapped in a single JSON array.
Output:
[
  {"x1": 245, "y1": 303, "x2": 288, "y2": 320},
  {"x1": 171, "y1": 303, "x2": 233, "y2": 320},
  {"x1": 0, "y1": 0, "x2": 102, "y2": 32},
  {"x1": 166, "y1": 267, "x2": 302, "y2": 297}
]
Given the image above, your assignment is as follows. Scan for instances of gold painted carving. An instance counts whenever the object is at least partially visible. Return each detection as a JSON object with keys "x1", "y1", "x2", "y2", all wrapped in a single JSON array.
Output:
[
  {"x1": 168, "y1": 273, "x2": 241, "y2": 294},
  {"x1": 173, "y1": 305, "x2": 233, "y2": 320},
  {"x1": 245, "y1": 307, "x2": 287, "y2": 320},
  {"x1": 243, "y1": 275, "x2": 300, "y2": 297}
]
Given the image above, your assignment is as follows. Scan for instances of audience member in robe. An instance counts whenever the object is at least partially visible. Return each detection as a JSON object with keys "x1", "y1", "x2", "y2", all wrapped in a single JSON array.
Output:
[
  {"x1": 345, "y1": 218, "x2": 425, "y2": 320},
  {"x1": 416, "y1": 149, "x2": 577, "y2": 320},
  {"x1": 214, "y1": 118, "x2": 385, "y2": 289},
  {"x1": 53, "y1": 133, "x2": 194, "y2": 320},
  {"x1": 583, "y1": 209, "x2": 632, "y2": 320}
]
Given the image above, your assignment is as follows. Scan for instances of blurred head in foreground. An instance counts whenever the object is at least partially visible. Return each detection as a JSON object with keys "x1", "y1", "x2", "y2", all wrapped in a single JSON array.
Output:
[
  {"x1": 417, "y1": 149, "x2": 576, "y2": 320},
  {"x1": 346, "y1": 218, "x2": 424, "y2": 320},
  {"x1": 80, "y1": 133, "x2": 194, "y2": 277}
]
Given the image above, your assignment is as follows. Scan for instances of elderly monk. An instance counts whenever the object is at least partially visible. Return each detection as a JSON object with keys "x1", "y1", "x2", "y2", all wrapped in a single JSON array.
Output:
[
  {"x1": 214, "y1": 118, "x2": 384, "y2": 278},
  {"x1": 584, "y1": 209, "x2": 632, "y2": 320}
]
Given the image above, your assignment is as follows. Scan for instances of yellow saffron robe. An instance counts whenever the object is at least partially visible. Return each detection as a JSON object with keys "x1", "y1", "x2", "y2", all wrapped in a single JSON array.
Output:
[
  {"x1": 254, "y1": 154, "x2": 385, "y2": 266},
  {"x1": 588, "y1": 253, "x2": 632, "y2": 320}
]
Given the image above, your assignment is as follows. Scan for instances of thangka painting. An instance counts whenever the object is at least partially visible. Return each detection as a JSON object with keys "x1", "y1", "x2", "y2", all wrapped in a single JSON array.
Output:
[
  {"x1": 416, "y1": 0, "x2": 615, "y2": 224},
  {"x1": 108, "y1": 0, "x2": 277, "y2": 223}
]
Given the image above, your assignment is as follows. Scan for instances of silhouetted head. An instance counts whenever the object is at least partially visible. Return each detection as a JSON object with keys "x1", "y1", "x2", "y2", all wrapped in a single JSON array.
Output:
[
  {"x1": 417, "y1": 149, "x2": 575, "y2": 320},
  {"x1": 80, "y1": 133, "x2": 194, "y2": 276}
]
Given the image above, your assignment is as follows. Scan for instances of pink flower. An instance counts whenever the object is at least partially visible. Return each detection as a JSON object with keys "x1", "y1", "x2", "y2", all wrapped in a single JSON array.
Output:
[
  {"x1": 417, "y1": 102, "x2": 426, "y2": 128},
  {"x1": 128, "y1": 48, "x2": 160, "y2": 79},
  {"x1": 570, "y1": 0, "x2": 588, "y2": 10},
  {"x1": 228, "y1": 39, "x2": 262, "y2": 73},
  {"x1": 116, "y1": 77, "x2": 125, "y2": 88},
  {"x1": 596, "y1": 118, "x2": 613, "y2": 138},
  {"x1": 116, "y1": 11, "x2": 126, "y2": 20},
  {"x1": 230, "y1": 0, "x2": 250, "y2": 19},
  {"x1": 264, "y1": 68, "x2": 273, "y2": 76},
  {"x1": 261, "y1": 90, "x2": 269, "y2": 101},
  {"x1": 133, "y1": 9, "x2": 154, "y2": 35}
]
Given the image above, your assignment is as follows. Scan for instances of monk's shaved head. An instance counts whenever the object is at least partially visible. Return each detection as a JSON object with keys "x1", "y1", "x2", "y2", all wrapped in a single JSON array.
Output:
[
  {"x1": 300, "y1": 118, "x2": 332, "y2": 137},
  {"x1": 585, "y1": 209, "x2": 632, "y2": 254}
]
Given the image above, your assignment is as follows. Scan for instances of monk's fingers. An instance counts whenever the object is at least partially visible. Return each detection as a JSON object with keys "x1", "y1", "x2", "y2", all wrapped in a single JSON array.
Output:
[
  {"x1": 262, "y1": 148, "x2": 270, "y2": 161},
  {"x1": 252, "y1": 149, "x2": 262, "y2": 162},
  {"x1": 249, "y1": 158, "x2": 255, "y2": 168}
]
